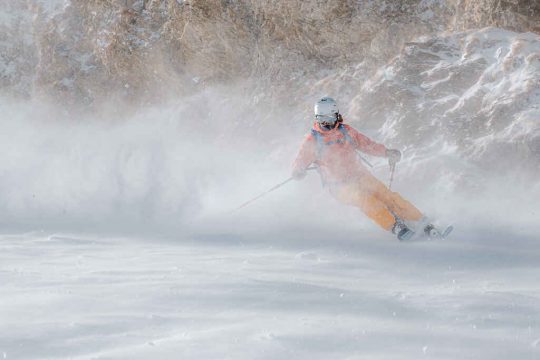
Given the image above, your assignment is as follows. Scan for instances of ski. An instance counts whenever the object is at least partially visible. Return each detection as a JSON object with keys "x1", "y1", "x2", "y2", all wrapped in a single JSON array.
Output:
[
  {"x1": 441, "y1": 225, "x2": 454, "y2": 238},
  {"x1": 425, "y1": 224, "x2": 454, "y2": 240}
]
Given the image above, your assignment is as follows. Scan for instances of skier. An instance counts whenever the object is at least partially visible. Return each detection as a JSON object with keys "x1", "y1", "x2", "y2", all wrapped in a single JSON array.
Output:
[{"x1": 292, "y1": 97, "x2": 436, "y2": 241}]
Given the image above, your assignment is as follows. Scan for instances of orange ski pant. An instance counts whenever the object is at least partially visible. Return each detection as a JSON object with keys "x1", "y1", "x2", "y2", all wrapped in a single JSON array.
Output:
[{"x1": 331, "y1": 173, "x2": 423, "y2": 231}]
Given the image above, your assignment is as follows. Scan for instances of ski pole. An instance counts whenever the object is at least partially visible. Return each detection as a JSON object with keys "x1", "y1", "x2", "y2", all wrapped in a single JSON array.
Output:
[
  {"x1": 232, "y1": 167, "x2": 317, "y2": 213},
  {"x1": 356, "y1": 152, "x2": 374, "y2": 168},
  {"x1": 388, "y1": 162, "x2": 396, "y2": 190}
]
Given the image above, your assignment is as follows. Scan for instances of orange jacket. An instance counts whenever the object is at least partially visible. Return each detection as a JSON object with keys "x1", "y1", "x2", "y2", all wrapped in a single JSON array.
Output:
[{"x1": 292, "y1": 122, "x2": 387, "y2": 184}]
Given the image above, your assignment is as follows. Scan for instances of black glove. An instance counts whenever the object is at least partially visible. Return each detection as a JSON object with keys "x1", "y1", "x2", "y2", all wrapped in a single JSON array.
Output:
[
  {"x1": 292, "y1": 168, "x2": 307, "y2": 181},
  {"x1": 386, "y1": 149, "x2": 401, "y2": 165}
]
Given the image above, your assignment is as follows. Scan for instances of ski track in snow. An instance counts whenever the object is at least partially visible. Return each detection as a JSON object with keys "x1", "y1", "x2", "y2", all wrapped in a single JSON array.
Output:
[{"x1": 1, "y1": 229, "x2": 539, "y2": 360}]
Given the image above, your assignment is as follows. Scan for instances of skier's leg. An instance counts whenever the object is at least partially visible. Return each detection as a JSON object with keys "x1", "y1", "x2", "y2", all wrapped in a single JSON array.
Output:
[
  {"x1": 364, "y1": 175, "x2": 447, "y2": 239},
  {"x1": 360, "y1": 194, "x2": 397, "y2": 231},
  {"x1": 363, "y1": 174, "x2": 423, "y2": 222},
  {"x1": 331, "y1": 183, "x2": 396, "y2": 231}
]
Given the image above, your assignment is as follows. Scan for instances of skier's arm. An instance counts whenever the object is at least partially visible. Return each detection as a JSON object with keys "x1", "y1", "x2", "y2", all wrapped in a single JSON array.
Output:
[
  {"x1": 292, "y1": 134, "x2": 316, "y2": 180},
  {"x1": 347, "y1": 125, "x2": 387, "y2": 157}
]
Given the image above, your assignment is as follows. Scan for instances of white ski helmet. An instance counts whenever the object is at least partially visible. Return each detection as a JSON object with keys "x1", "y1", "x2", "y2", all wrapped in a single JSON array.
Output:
[{"x1": 314, "y1": 97, "x2": 339, "y2": 124}]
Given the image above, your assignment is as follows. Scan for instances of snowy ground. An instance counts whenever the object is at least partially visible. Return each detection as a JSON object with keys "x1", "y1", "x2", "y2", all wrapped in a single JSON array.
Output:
[{"x1": 1, "y1": 226, "x2": 539, "y2": 360}]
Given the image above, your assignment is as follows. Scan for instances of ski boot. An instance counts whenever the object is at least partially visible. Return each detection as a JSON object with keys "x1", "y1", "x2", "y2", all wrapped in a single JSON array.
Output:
[
  {"x1": 423, "y1": 224, "x2": 454, "y2": 239},
  {"x1": 423, "y1": 224, "x2": 439, "y2": 238},
  {"x1": 392, "y1": 222, "x2": 415, "y2": 241}
]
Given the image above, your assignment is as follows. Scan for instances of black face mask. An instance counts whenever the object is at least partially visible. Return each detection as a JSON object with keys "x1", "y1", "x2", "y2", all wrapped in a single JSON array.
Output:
[{"x1": 320, "y1": 122, "x2": 337, "y2": 131}]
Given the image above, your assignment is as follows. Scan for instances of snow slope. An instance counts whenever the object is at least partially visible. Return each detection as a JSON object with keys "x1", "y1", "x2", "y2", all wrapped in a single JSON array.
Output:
[{"x1": 1, "y1": 227, "x2": 539, "y2": 360}]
